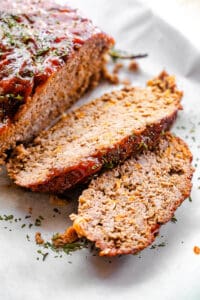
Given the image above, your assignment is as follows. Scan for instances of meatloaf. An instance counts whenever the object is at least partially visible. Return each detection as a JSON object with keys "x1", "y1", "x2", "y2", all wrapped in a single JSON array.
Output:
[
  {"x1": 0, "y1": 0, "x2": 114, "y2": 161},
  {"x1": 71, "y1": 133, "x2": 194, "y2": 256},
  {"x1": 7, "y1": 72, "x2": 183, "y2": 193}
]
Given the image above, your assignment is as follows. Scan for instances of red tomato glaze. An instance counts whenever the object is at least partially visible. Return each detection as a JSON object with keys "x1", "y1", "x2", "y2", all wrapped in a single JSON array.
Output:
[{"x1": 0, "y1": 0, "x2": 102, "y2": 127}]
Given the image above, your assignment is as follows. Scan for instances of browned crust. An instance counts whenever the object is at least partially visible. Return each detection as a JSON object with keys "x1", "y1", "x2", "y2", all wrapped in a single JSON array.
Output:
[
  {"x1": 26, "y1": 110, "x2": 178, "y2": 193},
  {"x1": 71, "y1": 134, "x2": 194, "y2": 256}
]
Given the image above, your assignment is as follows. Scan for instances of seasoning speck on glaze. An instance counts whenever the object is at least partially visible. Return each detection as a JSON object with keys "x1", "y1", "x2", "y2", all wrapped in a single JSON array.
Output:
[{"x1": 0, "y1": 0, "x2": 102, "y2": 125}]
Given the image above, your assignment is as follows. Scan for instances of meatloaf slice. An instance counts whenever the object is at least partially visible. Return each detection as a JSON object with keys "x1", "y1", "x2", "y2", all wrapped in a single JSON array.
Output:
[
  {"x1": 0, "y1": 0, "x2": 114, "y2": 160},
  {"x1": 7, "y1": 72, "x2": 183, "y2": 193},
  {"x1": 71, "y1": 133, "x2": 194, "y2": 256}
]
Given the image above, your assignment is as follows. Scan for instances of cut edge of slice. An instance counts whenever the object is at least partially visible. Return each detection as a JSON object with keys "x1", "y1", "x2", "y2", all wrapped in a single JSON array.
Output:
[{"x1": 70, "y1": 133, "x2": 194, "y2": 256}]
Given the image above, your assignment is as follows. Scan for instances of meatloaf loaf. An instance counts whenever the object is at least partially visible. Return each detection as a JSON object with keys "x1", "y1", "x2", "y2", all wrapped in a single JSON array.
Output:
[
  {"x1": 71, "y1": 133, "x2": 194, "y2": 256},
  {"x1": 0, "y1": 0, "x2": 114, "y2": 160},
  {"x1": 7, "y1": 72, "x2": 183, "y2": 193}
]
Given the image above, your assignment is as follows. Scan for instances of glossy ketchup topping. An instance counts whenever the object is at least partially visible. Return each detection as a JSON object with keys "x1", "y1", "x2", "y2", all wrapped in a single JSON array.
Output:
[{"x1": 0, "y1": 1, "x2": 101, "y2": 128}]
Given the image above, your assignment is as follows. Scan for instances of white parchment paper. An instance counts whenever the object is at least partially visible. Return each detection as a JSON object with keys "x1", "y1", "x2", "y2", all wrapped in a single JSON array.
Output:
[{"x1": 0, "y1": 1, "x2": 200, "y2": 299}]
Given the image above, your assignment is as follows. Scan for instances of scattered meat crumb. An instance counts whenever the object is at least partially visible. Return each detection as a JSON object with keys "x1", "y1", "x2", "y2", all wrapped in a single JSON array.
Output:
[
  {"x1": 113, "y1": 63, "x2": 123, "y2": 74},
  {"x1": 129, "y1": 59, "x2": 139, "y2": 72},
  {"x1": 102, "y1": 65, "x2": 132, "y2": 86},
  {"x1": 49, "y1": 194, "x2": 67, "y2": 206},
  {"x1": 193, "y1": 246, "x2": 200, "y2": 255},
  {"x1": 52, "y1": 227, "x2": 78, "y2": 247},
  {"x1": 103, "y1": 62, "x2": 134, "y2": 86},
  {"x1": 102, "y1": 65, "x2": 119, "y2": 84},
  {"x1": 121, "y1": 79, "x2": 131, "y2": 86},
  {"x1": 35, "y1": 232, "x2": 44, "y2": 245}
]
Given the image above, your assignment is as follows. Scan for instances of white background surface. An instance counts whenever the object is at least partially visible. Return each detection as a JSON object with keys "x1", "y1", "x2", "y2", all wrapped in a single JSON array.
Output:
[
  {"x1": 0, "y1": 1, "x2": 200, "y2": 299},
  {"x1": 142, "y1": 0, "x2": 200, "y2": 50}
]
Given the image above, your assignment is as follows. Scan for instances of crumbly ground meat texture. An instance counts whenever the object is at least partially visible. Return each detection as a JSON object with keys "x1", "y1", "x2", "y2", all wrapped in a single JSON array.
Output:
[
  {"x1": 35, "y1": 232, "x2": 44, "y2": 245},
  {"x1": 71, "y1": 133, "x2": 194, "y2": 256},
  {"x1": 7, "y1": 71, "x2": 183, "y2": 193},
  {"x1": 0, "y1": 0, "x2": 114, "y2": 160},
  {"x1": 129, "y1": 60, "x2": 139, "y2": 72},
  {"x1": 52, "y1": 227, "x2": 78, "y2": 247}
]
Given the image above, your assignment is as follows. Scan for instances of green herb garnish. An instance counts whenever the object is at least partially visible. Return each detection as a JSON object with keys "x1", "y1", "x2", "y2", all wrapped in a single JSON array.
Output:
[
  {"x1": 138, "y1": 141, "x2": 148, "y2": 150},
  {"x1": 0, "y1": 214, "x2": 14, "y2": 221},
  {"x1": 42, "y1": 240, "x2": 88, "y2": 255},
  {"x1": 171, "y1": 216, "x2": 177, "y2": 223},
  {"x1": 91, "y1": 164, "x2": 100, "y2": 170},
  {"x1": 151, "y1": 242, "x2": 167, "y2": 249},
  {"x1": 158, "y1": 242, "x2": 166, "y2": 247},
  {"x1": 36, "y1": 47, "x2": 50, "y2": 57},
  {"x1": 35, "y1": 218, "x2": 42, "y2": 227},
  {"x1": 0, "y1": 94, "x2": 24, "y2": 102},
  {"x1": 150, "y1": 245, "x2": 156, "y2": 249},
  {"x1": 37, "y1": 250, "x2": 49, "y2": 261},
  {"x1": 109, "y1": 48, "x2": 148, "y2": 61},
  {"x1": 104, "y1": 161, "x2": 114, "y2": 169},
  {"x1": 25, "y1": 215, "x2": 31, "y2": 219}
]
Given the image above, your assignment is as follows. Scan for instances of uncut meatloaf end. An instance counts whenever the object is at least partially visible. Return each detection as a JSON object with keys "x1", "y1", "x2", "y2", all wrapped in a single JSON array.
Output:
[
  {"x1": 71, "y1": 133, "x2": 194, "y2": 256},
  {"x1": 0, "y1": 0, "x2": 114, "y2": 162},
  {"x1": 7, "y1": 71, "x2": 183, "y2": 193}
]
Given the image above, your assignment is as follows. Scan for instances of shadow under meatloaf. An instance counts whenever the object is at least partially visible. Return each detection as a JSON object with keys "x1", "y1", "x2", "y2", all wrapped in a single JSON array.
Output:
[
  {"x1": 0, "y1": 0, "x2": 114, "y2": 162},
  {"x1": 7, "y1": 71, "x2": 183, "y2": 194},
  {"x1": 71, "y1": 133, "x2": 194, "y2": 256}
]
